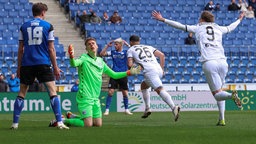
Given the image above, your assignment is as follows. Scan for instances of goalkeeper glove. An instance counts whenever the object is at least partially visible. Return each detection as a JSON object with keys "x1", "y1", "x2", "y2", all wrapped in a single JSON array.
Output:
[
  {"x1": 127, "y1": 65, "x2": 141, "y2": 76},
  {"x1": 68, "y1": 44, "x2": 74, "y2": 59}
]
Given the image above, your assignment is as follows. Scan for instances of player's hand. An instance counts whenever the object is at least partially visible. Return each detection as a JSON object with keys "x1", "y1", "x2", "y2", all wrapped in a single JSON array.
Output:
[
  {"x1": 128, "y1": 65, "x2": 141, "y2": 75},
  {"x1": 239, "y1": 11, "x2": 245, "y2": 20},
  {"x1": 152, "y1": 10, "x2": 165, "y2": 22},
  {"x1": 68, "y1": 44, "x2": 74, "y2": 59}
]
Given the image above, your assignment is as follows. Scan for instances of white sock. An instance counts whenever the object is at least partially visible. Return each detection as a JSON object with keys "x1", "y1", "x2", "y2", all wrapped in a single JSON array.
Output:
[
  {"x1": 159, "y1": 90, "x2": 175, "y2": 109},
  {"x1": 142, "y1": 89, "x2": 150, "y2": 110},
  {"x1": 214, "y1": 91, "x2": 232, "y2": 101},
  {"x1": 217, "y1": 100, "x2": 225, "y2": 120}
]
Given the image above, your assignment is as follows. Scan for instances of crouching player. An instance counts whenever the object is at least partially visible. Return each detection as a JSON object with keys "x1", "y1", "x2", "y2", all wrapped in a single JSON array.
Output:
[{"x1": 49, "y1": 37, "x2": 140, "y2": 127}]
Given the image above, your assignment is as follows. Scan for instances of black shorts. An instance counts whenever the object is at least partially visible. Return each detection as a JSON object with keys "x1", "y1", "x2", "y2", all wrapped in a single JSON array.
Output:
[
  {"x1": 108, "y1": 77, "x2": 128, "y2": 90},
  {"x1": 20, "y1": 65, "x2": 55, "y2": 85}
]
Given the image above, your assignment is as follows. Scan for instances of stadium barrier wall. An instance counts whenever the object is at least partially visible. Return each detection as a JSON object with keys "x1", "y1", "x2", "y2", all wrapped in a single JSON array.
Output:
[{"x1": 0, "y1": 91, "x2": 254, "y2": 113}]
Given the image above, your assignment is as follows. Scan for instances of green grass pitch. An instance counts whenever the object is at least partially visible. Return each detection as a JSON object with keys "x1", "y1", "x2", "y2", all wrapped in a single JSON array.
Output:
[{"x1": 0, "y1": 111, "x2": 256, "y2": 144}]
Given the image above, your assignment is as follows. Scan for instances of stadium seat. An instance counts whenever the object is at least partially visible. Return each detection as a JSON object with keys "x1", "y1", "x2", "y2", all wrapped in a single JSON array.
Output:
[
  {"x1": 247, "y1": 63, "x2": 255, "y2": 72},
  {"x1": 245, "y1": 71, "x2": 254, "y2": 79},
  {"x1": 230, "y1": 63, "x2": 239, "y2": 72},
  {"x1": 238, "y1": 63, "x2": 247, "y2": 72},
  {"x1": 185, "y1": 63, "x2": 194, "y2": 72},
  {"x1": 227, "y1": 71, "x2": 236, "y2": 80},
  {"x1": 243, "y1": 78, "x2": 252, "y2": 83},
  {"x1": 173, "y1": 71, "x2": 182, "y2": 80},
  {"x1": 4, "y1": 57, "x2": 13, "y2": 65},
  {"x1": 189, "y1": 78, "x2": 198, "y2": 83},
  {"x1": 192, "y1": 71, "x2": 200, "y2": 80},
  {"x1": 236, "y1": 70, "x2": 245, "y2": 80}
]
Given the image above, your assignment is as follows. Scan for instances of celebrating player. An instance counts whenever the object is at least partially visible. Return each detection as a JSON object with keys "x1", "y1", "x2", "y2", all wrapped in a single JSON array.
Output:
[
  {"x1": 100, "y1": 38, "x2": 133, "y2": 116},
  {"x1": 152, "y1": 10, "x2": 244, "y2": 126},
  {"x1": 51, "y1": 37, "x2": 140, "y2": 127},
  {"x1": 10, "y1": 2, "x2": 69, "y2": 129},
  {"x1": 127, "y1": 35, "x2": 180, "y2": 122}
]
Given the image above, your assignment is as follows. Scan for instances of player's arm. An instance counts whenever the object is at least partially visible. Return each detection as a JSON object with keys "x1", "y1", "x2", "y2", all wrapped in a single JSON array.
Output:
[
  {"x1": 220, "y1": 12, "x2": 245, "y2": 33},
  {"x1": 104, "y1": 62, "x2": 140, "y2": 79},
  {"x1": 48, "y1": 41, "x2": 62, "y2": 80},
  {"x1": 68, "y1": 44, "x2": 82, "y2": 67},
  {"x1": 152, "y1": 10, "x2": 197, "y2": 32},
  {"x1": 17, "y1": 40, "x2": 24, "y2": 79},
  {"x1": 154, "y1": 50, "x2": 165, "y2": 70},
  {"x1": 99, "y1": 41, "x2": 113, "y2": 57}
]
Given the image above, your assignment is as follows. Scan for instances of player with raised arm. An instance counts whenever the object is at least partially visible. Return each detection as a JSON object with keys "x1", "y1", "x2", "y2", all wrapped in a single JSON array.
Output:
[
  {"x1": 100, "y1": 38, "x2": 133, "y2": 116},
  {"x1": 49, "y1": 37, "x2": 140, "y2": 127},
  {"x1": 10, "y1": 2, "x2": 69, "y2": 130},
  {"x1": 127, "y1": 35, "x2": 180, "y2": 122},
  {"x1": 152, "y1": 10, "x2": 244, "y2": 126}
]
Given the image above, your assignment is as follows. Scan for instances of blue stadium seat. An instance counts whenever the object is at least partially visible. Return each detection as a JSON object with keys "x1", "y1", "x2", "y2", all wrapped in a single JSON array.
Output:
[
  {"x1": 1, "y1": 64, "x2": 9, "y2": 73},
  {"x1": 10, "y1": 64, "x2": 17, "y2": 74},
  {"x1": 238, "y1": 63, "x2": 247, "y2": 72},
  {"x1": 180, "y1": 78, "x2": 189, "y2": 84},
  {"x1": 177, "y1": 63, "x2": 185, "y2": 73},
  {"x1": 234, "y1": 78, "x2": 243, "y2": 83},
  {"x1": 227, "y1": 71, "x2": 236, "y2": 80},
  {"x1": 230, "y1": 63, "x2": 239, "y2": 72},
  {"x1": 4, "y1": 57, "x2": 13, "y2": 65},
  {"x1": 183, "y1": 71, "x2": 191, "y2": 81},
  {"x1": 231, "y1": 56, "x2": 240, "y2": 65},
  {"x1": 64, "y1": 72, "x2": 73, "y2": 81},
  {"x1": 169, "y1": 56, "x2": 179, "y2": 65},
  {"x1": 179, "y1": 56, "x2": 187, "y2": 65},
  {"x1": 59, "y1": 64, "x2": 68, "y2": 72},
  {"x1": 236, "y1": 70, "x2": 245, "y2": 79},
  {"x1": 247, "y1": 63, "x2": 255, "y2": 71},
  {"x1": 170, "y1": 79, "x2": 179, "y2": 84},
  {"x1": 167, "y1": 63, "x2": 176, "y2": 72},
  {"x1": 189, "y1": 78, "x2": 198, "y2": 83},
  {"x1": 243, "y1": 78, "x2": 252, "y2": 83},
  {"x1": 192, "y1": 71, "x2": 200, "y2": 80},
  {"x1": 245, "y1": 71, "x2": 254, "y2": 79},
  {"x1": 174, "y1": 71, "x2": 182, "y2": 80},
  {"x1": 185, "y1": 63, "x2": 194, "y2": 72}
]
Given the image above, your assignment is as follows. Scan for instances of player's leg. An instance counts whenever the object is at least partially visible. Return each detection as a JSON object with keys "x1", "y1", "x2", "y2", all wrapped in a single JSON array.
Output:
[
  {"x1": 104, "y1": 78, "x2": 116, "y2": 115},
  {"x1": 11, "y1": 84, "x2": 29, "y2": 129},
  {"x1": 38, "y1": 65, "x2": 68, "y2": 129},
  {"x1": 11, "y1": 66, "x2": 32, "y2": 129},
  {"x1": 141, "y1": 81, "x2": 151, "y2": 118},
  {"x1": 119, "y1": 77, "x2": 133, "y2": 115},
  {"x1": 92, "y1": 99, "x2": 102, "y2": 127},
  {"x1": 146, "y1": 70, "x2": 180, "y2": 121}
]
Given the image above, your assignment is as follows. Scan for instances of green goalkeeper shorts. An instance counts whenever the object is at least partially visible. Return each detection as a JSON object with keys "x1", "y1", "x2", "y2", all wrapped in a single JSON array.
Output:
[{"x1": 77, "y1": 98, "x2": 102, "y2": 119}]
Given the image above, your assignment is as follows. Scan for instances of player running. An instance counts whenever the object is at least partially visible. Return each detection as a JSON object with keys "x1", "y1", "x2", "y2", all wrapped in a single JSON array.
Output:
[
  {"x1": 152, "y1": 10, "x2": 244, "y2": 126},
  {"x1": 127, "y1": 35, "x2": 180, "y2": 122}
]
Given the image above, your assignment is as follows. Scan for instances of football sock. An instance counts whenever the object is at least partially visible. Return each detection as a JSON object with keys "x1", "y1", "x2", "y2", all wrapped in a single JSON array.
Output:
[
  {"x1": 65, "y1": 118, "x2": 84, "y2": 127},
  {"x1": 50, "y1": 95, "x2": 62, "y2": 122},
  {"x1": 217, "y1": 100, "x2": 225, "y2": 120},
  {"x1": 214, "y1": 91, "x2": 232, "y2": 101},
  {"x1": 159, "y1": 90, "x2": 175, "y2": 109},
  {"x1": 123, "y1": 96, "x2": 129, "y2": 109},
  {"x1": 142, "y1": 89, "x2": 150, "y2": 110},
  {"x1": 13, "y1": 96, "x2": 24, "y2": 123},
  {"x1": 105, "y1": 95, "x2": 112, "y2": 109}
]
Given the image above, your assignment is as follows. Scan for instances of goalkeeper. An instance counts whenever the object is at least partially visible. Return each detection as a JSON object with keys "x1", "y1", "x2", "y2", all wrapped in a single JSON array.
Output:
[{"x1": 60, "y1": 37, "x2": 140, "y2": 127}]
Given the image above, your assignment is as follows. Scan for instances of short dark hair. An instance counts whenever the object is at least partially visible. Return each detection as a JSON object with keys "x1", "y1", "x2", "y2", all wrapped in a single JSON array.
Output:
[
  {"x1": 32, "y1": 2, "x2": 48, "y2": 17},
  {"x1": 129, "y1": 35, "x2": 140, "y2": 42},
  {"x1": 84, "y1": 37, "x2": 96, "y2": 45}
]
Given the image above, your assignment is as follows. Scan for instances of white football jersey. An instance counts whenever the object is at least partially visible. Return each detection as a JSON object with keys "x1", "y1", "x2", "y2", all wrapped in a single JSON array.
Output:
[
  {"x1": 127, "y1": 44, "x2": 162, "y2": 73},
  {"x1": 164, "y1": 19, "x2": 241, "y2": 62},
  {"x1": 187, "y1": 23, "x2": 229, "y2": 62}
]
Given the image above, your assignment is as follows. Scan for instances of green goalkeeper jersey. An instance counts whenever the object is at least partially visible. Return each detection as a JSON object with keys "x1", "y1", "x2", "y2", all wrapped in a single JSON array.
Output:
[{"x1": 70, "y1": 53, "x2": 128, "y2": 104}]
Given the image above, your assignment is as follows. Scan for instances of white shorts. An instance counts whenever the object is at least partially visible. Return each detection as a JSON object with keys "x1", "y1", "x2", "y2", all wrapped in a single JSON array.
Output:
[
  {"x1": 202, "y1": 59, "x2": 228, "y2": 92},
  {"x1": 143, "y1": 68, "x2": 163, "y2": 90}
]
